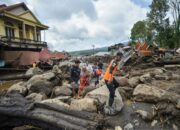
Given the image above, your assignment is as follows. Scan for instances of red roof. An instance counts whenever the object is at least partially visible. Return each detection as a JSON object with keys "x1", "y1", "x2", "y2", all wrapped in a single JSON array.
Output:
[{"x1": 39, "y1": 48, "x2": 65, "y2": 61}]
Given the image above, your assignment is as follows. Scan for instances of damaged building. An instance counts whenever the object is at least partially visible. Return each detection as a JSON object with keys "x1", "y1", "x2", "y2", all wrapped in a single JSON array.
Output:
[{"x1": 0, "y1": 2, "x2": 48, "y2": 67}]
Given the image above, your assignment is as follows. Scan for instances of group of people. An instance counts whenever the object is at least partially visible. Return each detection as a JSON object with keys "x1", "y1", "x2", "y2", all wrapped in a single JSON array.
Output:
[
  {"x1": 70, "y1": 60, "x2": 89, "y2": 99},
  {"x1": 70, "y1": 60, "x2": 103, "y2": 99},
  {"x1": 70, "y1": 52, "x2": 123, "y2": 114}
]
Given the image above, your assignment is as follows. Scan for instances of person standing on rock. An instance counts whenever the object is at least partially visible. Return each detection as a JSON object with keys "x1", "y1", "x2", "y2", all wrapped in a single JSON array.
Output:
[
  {"x1": 104, "y1": 52, "x2": 123, "y2": 113},
  {"x1": 77, "y1": 66, "x2": 90, "y2": 99},
  {"x1": 70, "y1": 60, "x2": 81, "y2": 98}
]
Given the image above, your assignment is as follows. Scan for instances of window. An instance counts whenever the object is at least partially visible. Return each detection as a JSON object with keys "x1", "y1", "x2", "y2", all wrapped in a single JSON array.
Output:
[{"x1": 5, "y1": 22, "x2": 15, "y2": 38}]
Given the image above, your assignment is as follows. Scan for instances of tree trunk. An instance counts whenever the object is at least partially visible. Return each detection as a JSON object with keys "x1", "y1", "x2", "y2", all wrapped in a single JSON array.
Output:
[{"x1": 0, "y1": 93, "x2": 104, "y2": 130}]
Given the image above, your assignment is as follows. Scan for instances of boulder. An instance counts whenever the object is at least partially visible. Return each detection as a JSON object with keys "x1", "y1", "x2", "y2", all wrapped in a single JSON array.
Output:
[
  {"x1": 70, "y1": 98, "x2": 97, "y2": 112},
  {"x1": 133, "y1": 120, "x2": 140, "y2": 127},
  {"x1": 176, "y1": 99, "x2": 180, "y2": 109},
  {"x1": 154, "y1": 74, "x2": 168, "y2": 80},
  {"x1": 54, "y1": 86, "x2": 72, "y2": 96},
  {"x1": 52, "y1": 65, "x2": 62, "y2": 74},
  {"x1": 55, "y1": 96, "x2": 71, "y2": 102},
  {"x1": 124, "y1": 123, "x2": 133, "y2": 130},
  {"x1": 7, "y1": 82, "x2": 27, "y2": 96},
  {"x1": 115, "y1": 126, "x2": 123, "y2": 130},
  {"x1": 135, "y1": 110, "x2": 153, "y2": 121},
  {"x1": 171, "y1": 74, "x2": 180, "y2": 80},
  {"x1": 172, "y1": 124, "x2": 178, "y2": 130},
  {"x1": 26, "y1": 72, "x2": 55, "y2": 87},
  {"x1": 151, "y1": 120, "x2": 158, "y2": 127},
  {"x1": 152, "y1": 68, "x2": 164, "y2": 75},
  {"x1": 81, "y1": 86, "x2": 97, "y2": 97},
  {"x1": 41, "y1": 98, "x2": 69, "y2": 108},
  {"x1": 86, "y1": 85, "x2": 124, "y2": 112},
  {"x1": 114, "y1": 77, "x2": 129, "y2": 86},
  {"x1": 25, "y1": 67, "x2": 42, "y2": 76},
  {"x1": 128, "y1": 76, "x2": 140, "y2": 88},
  {"x1": 133, "y1": 84, "x2": 180, "y2": 103},
  {"x1": 95, "y1": 79, "x2": 105, "y2": 88},
  {"x1": 28, "y1": 80, "x2": 53, "y2": 96},
  {"x1": 26, "y1": 93, "x2": 47, "y2": 102},
  {"x1": 59, "y1": 61, "x2": 73, "y2": 68},
  {"x1": 139, "y1": 73, "x2": 151, "y2": 83},
  {"x1": 58, "y1": 61, "x2": 73, "y2": 76}
]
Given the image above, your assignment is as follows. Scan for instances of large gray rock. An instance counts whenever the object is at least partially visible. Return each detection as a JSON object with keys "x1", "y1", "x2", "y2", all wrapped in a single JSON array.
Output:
[
  {"x1": 114, "y1": 77, "x2": 129, "y2": 86},
  {"x1": 152, "y1": 68, "x2": 164, "y2": 75},
  {"x1": 128, "y1": 76, "x2": 140, "y2": 88},
  {"x1": 59, "y1": 61, "x2": 73, "y2": 68},
  {"x1": 139, "y1": 73, "x2": 151, "y2": 83},
  {"x1": 133, "y1": 84, "x2": 180, "y2": 103},
  {"x1": 135, "y1": 110, "x2": 153, "y2": 121},
  {"x1": 115, "y1": 126, "x2": 123, "y2": 130},
  {"x1": 58, "y1": 61, "x2": 73, "y2": 77},
  {"x1": 154, "y1": 74, "x2": 168, "y2": 80},
  {"x1": 25, "y1": 67, "x2": 42, "y2": 76},
  {"x1": 55, "y1": 96, "x2": 71, "y2": 102},
  {"x1": 124, "y1": 123, "x2": 134, "y2": 130},
  {"x1": 86, "y1": 85, "x2": 124, "y2": 112},
  {"x1": 7, "y1": 82, "x2": 27, "y2": 96},
  {"x1": 81, "y1": 86, "x2": 97, "y2": 97},
  {"x1": 26, "y1": 93, "x2": 47, "y2": 102},
  {"x1": 26, "y1": 72, "x2": 55, "y2": 87},
  {"x1": 28, "y1": 80, "x2": 53, "y2": 96},
  {"x1": 54, "y1": 86, "x2": 72, "y2": 96},
  {"x1": 171, "y1": 74, "x2": 180, "y2": 80},
  {"x1": 41, "y1": 98, "x2": 70, "y2": 108},
  {"x1": 176, "y1": 99, "x2": 180, "y2": 109},
  {"x1": 70, "y1": 98, "x2": 97, "y2": 112},
  {"x1": 52, "y1": 65, "x2": 62, "y2": 74}
]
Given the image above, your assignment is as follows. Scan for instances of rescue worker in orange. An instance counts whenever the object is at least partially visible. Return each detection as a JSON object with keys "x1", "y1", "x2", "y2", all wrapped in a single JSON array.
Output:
[{"x1": 104, "y1": 52, "x2": 123, "y2": 110}]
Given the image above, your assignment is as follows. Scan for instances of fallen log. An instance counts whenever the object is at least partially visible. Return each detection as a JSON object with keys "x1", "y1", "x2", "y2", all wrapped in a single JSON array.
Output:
[
  {"x1": 154, "y1": 59, "x2": 180, "y2": 66},
  {"x1": 164, "y1": 64, "x2": 180, "y2": 69},
  {"x1": 0, "y1": 74, "x2": 32, "y2": 81},
  {"x1": 0, "y1": 93, "x2": 104, "y2": 130}
]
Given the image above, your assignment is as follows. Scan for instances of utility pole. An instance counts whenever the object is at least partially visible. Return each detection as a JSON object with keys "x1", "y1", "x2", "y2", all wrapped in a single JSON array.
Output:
[{"x1": 92, "y1": 44, "x2": 95, "y2": 56}]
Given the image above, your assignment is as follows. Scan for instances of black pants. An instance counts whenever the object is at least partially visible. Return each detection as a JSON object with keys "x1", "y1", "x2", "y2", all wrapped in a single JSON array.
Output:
[
  {"x1": 105, "y1": 78, "x2": 119, "y2": 107},
  {"x1": 95, "y1": 75, "x2": 99, "y2": 86}
]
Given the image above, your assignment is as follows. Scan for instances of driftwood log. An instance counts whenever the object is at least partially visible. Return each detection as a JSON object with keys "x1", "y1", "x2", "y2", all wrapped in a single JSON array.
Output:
[
  {"x1": 154, "y1": 59, "x2": 180, "y2": 66},
  {"x1": 0, "y1": 74, "x2": 33, "y2": 81},
  {"x1": 0, "y1": 93, "x2": 104, "y2": 130}
]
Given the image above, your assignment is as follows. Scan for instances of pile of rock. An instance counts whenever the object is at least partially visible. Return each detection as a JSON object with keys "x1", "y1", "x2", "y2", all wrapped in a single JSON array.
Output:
[
  {"x1": 2, "y1": 62, "x2": 180, "y2": 130},
  {"x1": 107, "y1": 67, "x2": 180, "y2": 130}
]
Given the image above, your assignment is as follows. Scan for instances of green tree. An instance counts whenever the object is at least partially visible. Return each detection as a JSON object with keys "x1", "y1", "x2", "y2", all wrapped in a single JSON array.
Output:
[
  {"x1": 170, "y1": 0, "x2": 180, "y2": 48},
  {"x1": 130, "y1": 21, "x2": 148, "y2": 42},
  {"x1": 147, "y1": 0, "x2": 170, "y2": 47}
]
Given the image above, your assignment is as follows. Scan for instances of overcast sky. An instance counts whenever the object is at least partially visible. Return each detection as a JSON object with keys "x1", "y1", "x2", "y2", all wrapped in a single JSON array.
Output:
[{"x1": 0, "y1": 0, "x2": 152, "y2": 52}]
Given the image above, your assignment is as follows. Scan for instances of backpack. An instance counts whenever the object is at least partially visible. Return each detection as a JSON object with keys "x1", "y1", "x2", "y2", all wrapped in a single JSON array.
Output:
[{"x1": 95, "y1": 69, "x2": 102, "y2": 76}]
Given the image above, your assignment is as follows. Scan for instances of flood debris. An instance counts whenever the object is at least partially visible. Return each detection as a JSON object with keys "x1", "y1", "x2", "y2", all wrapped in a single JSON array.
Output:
[{"x1": 0, "y1": 47, "x2": 180, "y2": 130}]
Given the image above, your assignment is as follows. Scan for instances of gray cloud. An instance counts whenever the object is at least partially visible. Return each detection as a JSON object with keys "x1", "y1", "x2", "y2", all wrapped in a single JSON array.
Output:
[
  {"x1": 1, "y1": 0, "x2": 151, "y2": 51},
  {"x1": 27, "y1": 0, "x2": 97, "y2": 21}
]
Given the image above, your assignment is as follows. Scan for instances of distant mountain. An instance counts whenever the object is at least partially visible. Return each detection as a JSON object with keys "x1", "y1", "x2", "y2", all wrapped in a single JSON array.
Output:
[{"x1": 69, "y1": 47, "x2": 108, "y2": 56}]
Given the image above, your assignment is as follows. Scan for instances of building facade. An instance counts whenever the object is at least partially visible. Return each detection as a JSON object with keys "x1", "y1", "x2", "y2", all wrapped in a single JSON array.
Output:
[{"x1": 0, "y1": 3, "x2": 48, "y2": 67}]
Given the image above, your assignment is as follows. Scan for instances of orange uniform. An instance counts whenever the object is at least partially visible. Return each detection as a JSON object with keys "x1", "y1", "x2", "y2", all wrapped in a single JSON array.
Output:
[
  {"x1": 79, "y1": 71, "x2": 89, "y2": 90},
  {"x1": 104, "y1": 59, "x2": 118, "y2": 81}
]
